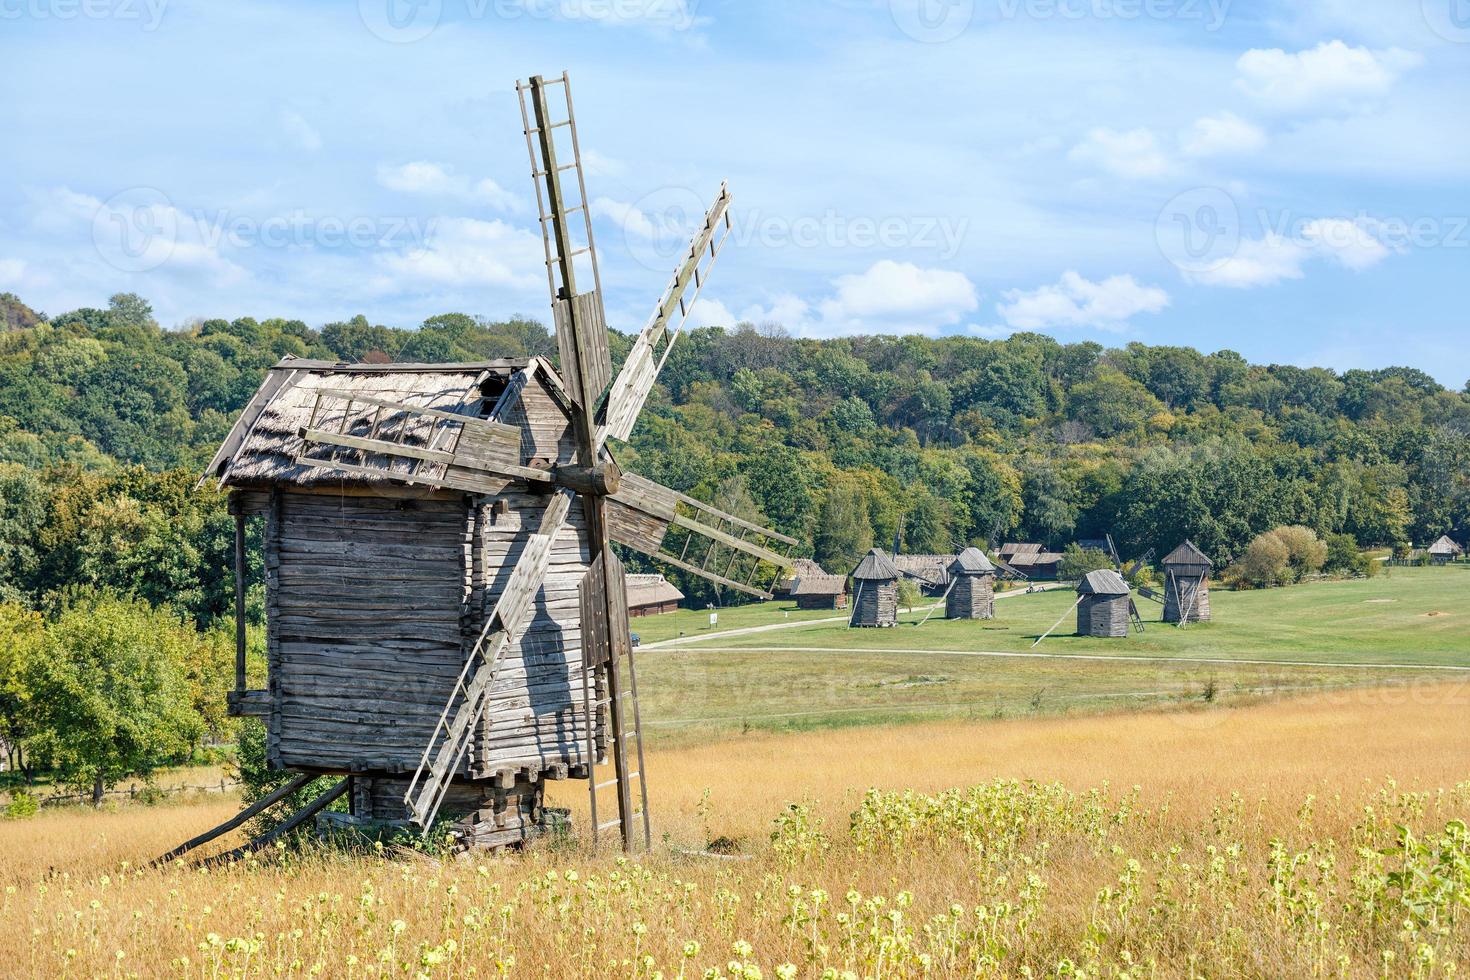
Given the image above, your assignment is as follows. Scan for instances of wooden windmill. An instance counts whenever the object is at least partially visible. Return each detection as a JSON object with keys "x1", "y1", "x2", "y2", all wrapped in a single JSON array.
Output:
[
  {"x1": 1161, "y1": 540, "x2": 1212, "y2": 625},
  {"x1": 173, "y1": 72, "x2": 797, "y2": 862}
]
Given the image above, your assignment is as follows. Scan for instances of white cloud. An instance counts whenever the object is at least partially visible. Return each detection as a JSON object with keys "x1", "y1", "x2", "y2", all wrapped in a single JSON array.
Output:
[
  {"x1": 1069, "y1": 128, "x2": 1171, "y2": 179},
  {"x1": 1301, "y1": 217, "x2": 1392, "y2": 271},
  {"x1": 1189, "y1": 218, "x2": 1393, "y2": 288},
  {"x1": 1235, "y1": 41, "x2": 1423, "y2": 112},
  {"x1": 580, "y1": 151, "x2": 626, "y2": 179},
  {"x1": 279, "y1": 109, "x2": 323, "y2": 152},
  {"x1": 376, "y1": 162, "x2": 518, "y2": 211},
  {"x1": 998, "y1": 271, "x2": 1169, "y2": 331},
  {"x1": 0, "y1": 258, "x2": 25, "y2": 286},
  {"x1": 375, "y1": 217, "x2": 543, "y2": 290},
  {"x1": 591, "y1": 197, "x2": 657, "y2": 240},
  {"x1": 688, "y1": 297, "x2": 737, "y2": 327},
  {"x1": 1182, "y1": 112, "x2": 1268, "y2": 158},
  {"x1": 822, "y1": 260, "x2": 979, "y2": 322},
  {"x1": 724, "y1": 262, "x2": 979, "y2": 339}
]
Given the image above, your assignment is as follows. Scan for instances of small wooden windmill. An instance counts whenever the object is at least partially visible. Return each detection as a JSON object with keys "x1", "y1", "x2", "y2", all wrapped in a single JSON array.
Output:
[
  {"x1": 1161, "y1": 540, "x2": 1212, "y2": 625},
  {"x1": 174, "y1": 72, "x2": 797, "y2": 862}
]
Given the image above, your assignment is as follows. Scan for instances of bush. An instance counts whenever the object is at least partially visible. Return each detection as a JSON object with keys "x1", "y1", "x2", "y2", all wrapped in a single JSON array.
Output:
[
  {"x1": 895, "y1": 579, "x2": 923, "y2": 612},
  {"x1": 1240, "y1": 532, "x2": 1290, "y2": 587},
  {"x1": 4, "y1": 790, "x2": 37, "y2": 820},
  {"x1": 1239, "y1": 526, "x2": 1328, "y2": 588}
]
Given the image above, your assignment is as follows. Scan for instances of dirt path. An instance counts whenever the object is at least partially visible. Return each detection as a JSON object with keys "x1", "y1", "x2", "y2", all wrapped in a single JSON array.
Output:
[
  {"x1": 640, "y1": 585, "x2": 1066, "y2": 650},
  {"x1": 656, "y1": 645, "x2": 1470, "y2": 673}
]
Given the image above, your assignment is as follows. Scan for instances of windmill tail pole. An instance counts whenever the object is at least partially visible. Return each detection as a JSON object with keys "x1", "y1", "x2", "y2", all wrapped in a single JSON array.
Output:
[
  {"x1": 1032, "y1": 596, "x2": 1084, "y2": 649},
  {"x1": 916, "y1": 577, "x2": 958, "y2": 627}
]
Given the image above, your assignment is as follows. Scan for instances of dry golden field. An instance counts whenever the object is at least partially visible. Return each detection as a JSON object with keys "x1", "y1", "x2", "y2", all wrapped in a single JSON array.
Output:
[{"x1": 3, "y1": 682, "x2": 1469, "y2": 978}]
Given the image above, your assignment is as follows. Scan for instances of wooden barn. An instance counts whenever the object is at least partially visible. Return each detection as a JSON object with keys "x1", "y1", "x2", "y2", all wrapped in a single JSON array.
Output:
[
  {"x1": 1076, "y1": 569, "x2": 1133, "y2": 638},
  {"x1": 999, "y1": 543, "x2": 1063, "y2": 580},
  {"x1": 1427, "y1": 536, "x2": 1465, "y2": 564},
  {"x1": 776, "y1": 558, "x2": 829, "y2": 597},
  {"x1": 790, "y1": 572, "x2": 849, "y2": 610},
  {"x1": 945, "y1": 548, "x2": 996, "y2": 620},
  {"x1": 1162, "y1": 540, "x2": 1212, "y2": 623},
  {"x1": 625, "y1": 574, "x2": 684, "y2": 617},
  {"x1": 849, "y1": 549, "x2": 900, "y2": 627}
]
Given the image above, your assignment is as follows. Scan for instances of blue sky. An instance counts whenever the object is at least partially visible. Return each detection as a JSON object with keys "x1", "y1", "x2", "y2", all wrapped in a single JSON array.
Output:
[{"x1": 1, "y1": 0, "x2": 1467, "y2": 383}]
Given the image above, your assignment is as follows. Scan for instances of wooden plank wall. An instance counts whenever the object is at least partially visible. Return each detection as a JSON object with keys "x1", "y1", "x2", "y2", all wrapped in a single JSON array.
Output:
[
  {"x1": 946, "y1": 575, "x2": 995, "y2": 620},
  {"x1": 470, "y1": 490, "x2": 598, "y2": 778},
  {"x1": 267, "y1": 492, "x2": 471, "y2": 773},
  {"x1": 1164, "y1": 575, "x2": 1211, "y2": 623},
  {"x1": 852, "y1": 581, "x2": 898, "y2": 627},
  {"x1": 1078, "y1": 595, "x2": 1130, "y2": 637}
]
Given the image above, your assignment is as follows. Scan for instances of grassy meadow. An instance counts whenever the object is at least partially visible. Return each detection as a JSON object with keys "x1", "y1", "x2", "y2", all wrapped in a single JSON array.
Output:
[
  {"x1": 4, "y1": 684, "x2": 1470, "y2": 977},
  {"x1": 631, "y1": 567, "x2": 1470, "y2": 743}
]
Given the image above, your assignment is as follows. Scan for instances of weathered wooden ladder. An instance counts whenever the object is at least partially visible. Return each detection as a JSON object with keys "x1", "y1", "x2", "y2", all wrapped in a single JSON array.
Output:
[
  {"x1": 402, "y1": 493, "x2": 575, "y2": 830},
  {"x1": 579, "y1": 644, "x2": 651, "y2": 852}
]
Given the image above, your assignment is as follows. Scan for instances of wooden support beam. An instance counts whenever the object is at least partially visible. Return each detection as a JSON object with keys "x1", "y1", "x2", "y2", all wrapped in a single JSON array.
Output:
[
  {"x1": 196, "y1": 778, "x2": 351, "y2": 869},
  {"x1": 233, "y1": 509, "x2": 247, "y2": 694},
  {"x1": 150, "y1": 772, "x2": 320, "y2": 867}
]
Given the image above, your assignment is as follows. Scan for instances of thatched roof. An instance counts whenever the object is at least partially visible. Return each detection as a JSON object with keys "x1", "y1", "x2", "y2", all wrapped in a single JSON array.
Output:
[
  {"x1": 893, "y1": 554, "x2": 954, "y2": 587},
  {"x1": 205, "y1": 357, "x2": 534, "y2": 490},
  {"x1": 999, "y1": 542, "x2": 1042, "y2": 559},
  {"x1": 1427, "y1": 535, "x2": 1464, "y2": 556},
  {"x1": 852, "y1": 548, "x2": 901, "y2": 581},
  {"x1": 782, "y1": 558, "x2": 829, "y2": 585},
  {"x1": 625, "y1": 574, "x2": 685, "y2": 608},
  {"x1": 1163, "y1": 540, "x2": 1213, "y2": 567},
  {"x1": 1076, "y1": 569, "x2": 1131, "y2": 596},
  {"x1": 790, "y1": 573, "x2": 847, "y2": 597},
  {"x1": 949, "y1": 547, "x2": 995, "y2": 575}
]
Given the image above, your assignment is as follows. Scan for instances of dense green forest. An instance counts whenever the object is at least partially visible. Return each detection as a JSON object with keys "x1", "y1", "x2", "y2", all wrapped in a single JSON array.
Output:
[{"x1": 2, "y1": 289, "x2": 1469, "y2": 618}]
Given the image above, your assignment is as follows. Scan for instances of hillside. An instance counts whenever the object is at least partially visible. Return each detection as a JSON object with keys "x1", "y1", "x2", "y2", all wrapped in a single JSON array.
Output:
[{"x1": 1, "y1": 290, "x2": 1468, "y2": 610}]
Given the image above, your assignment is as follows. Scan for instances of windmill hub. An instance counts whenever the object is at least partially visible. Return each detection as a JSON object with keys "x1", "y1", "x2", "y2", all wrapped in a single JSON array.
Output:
[{"x1": 553, "y1": 461, "x2": 621, "y2": 496}]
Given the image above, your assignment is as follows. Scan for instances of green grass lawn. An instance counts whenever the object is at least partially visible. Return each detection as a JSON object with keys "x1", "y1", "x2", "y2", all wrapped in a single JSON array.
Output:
[
  {"x1": 631, "y1": 567, "x2": 1469, "y2": 744},
  {"x1": 630, "y1": 600, "x2": 850, "y2": 644}
]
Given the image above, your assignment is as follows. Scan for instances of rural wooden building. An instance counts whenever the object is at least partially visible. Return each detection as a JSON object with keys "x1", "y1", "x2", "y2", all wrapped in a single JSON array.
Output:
[
  {"x1": 625, "y1": 574, "x2": 684, "y2": 617},
  {"x1": 1162, "y1": 540, "x2": 1212, "y2": 623},
  {"x1": 776, "y1": 558, "x2": 828, "y2": 597},
  {"x1": 849, "y1": 549, "x2": 900, "y2": 627},
  {"x1": 203, "y1": 360, "x2": 599, "y2": 847},
  {"x1": 999, "y1": 543, "x2": 1063, "y2": 580},
  {"x1": 894, "y1": 554, "x2": 956, "y2": 596},
  {"x1": 945, "y1": 548, "x2": 996, "y2": 620},
  {"x1": 1076, "y1": 569, "x2": 1133, "y2": 638},
  {"x1": 790, "y1": 572, "x2": 849, "y2": 610},
  {"x1": 1427, "y1": 536, "x2": 1465, "y2": 564}
]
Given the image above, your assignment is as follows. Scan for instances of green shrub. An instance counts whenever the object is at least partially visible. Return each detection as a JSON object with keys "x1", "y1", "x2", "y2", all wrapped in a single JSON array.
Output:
[{"x1": 4, "y1": 790, "x2": 38, "y2": 820}]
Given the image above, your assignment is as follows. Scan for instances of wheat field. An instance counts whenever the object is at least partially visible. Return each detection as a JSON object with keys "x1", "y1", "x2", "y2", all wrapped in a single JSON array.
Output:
[{"x1": 3, "y1": 682, "x2": 1468, "y2": 977}]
